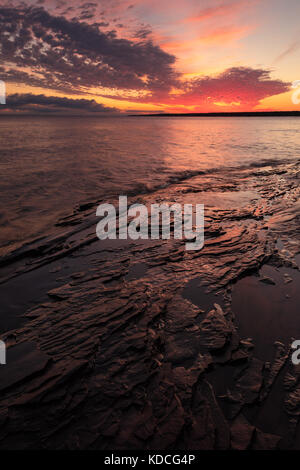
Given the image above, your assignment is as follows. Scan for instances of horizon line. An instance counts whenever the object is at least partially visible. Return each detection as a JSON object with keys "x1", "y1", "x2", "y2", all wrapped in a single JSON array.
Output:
[
  {"x1": 128, "y1": 111, "x2": 300, "y2": 117},
  {"x1": 0, "y1": 111, "x2": 299, "y2": 118}
]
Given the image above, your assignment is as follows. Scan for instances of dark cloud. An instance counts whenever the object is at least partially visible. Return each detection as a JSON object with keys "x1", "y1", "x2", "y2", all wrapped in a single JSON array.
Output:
[
  {"x1": 0, "y1": 5, "x2": 177, "y2": 94},
  {"x1": 79, "y1": 2, "x2": 97, "y2": 8},
  {"x1": 135, "y1": 26, "x2": 152, "y2": 40},
  {"x1": 78, "y1": 11, "x2": 95, "y2": 20},
  {"x1": 0, "y1": 66, "x2": 82, "y2": 95},
  {"x1": 77, "y1": 1, "x2": 98, "y2": 21},
  {"x1": 55, "y1": 1, "x2": 67, "y2": 10},
  {"x1": 0, "y1": 93, "x2": 118, "y2": 114},
  {"x1": 274, "y1": 40, "x2": 300, "y2": 64}
]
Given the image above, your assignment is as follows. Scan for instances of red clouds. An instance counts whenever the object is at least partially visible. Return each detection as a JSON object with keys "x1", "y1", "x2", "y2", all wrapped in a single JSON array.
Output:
[
  {"x1": 137, "y1": 67, "x2": 290, "y2": 112},
  {"x1": 0, "y1": 2, "x2": 291, "y2": 112}
]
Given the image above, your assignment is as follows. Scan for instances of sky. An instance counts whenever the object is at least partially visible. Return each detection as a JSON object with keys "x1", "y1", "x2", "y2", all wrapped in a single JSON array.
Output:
[{"x1": 0, "y1": 0, "x2": 300, "y2": 113}]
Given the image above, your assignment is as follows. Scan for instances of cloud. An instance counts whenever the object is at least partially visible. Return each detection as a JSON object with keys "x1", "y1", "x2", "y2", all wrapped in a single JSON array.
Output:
[
  {"x1": 0, "y1": 3, "x2": 290, "y2": 112},
  {"x1": 0, "y1": 93, "x2": 118, "y2": 114},
  {"x1": 274, "y1": 40, "x2": 300, "y2": 64},
  {"x1": 82, "y1": 66, "x2": 290, "y2": 112},
  {"x1": 134, "y1": 26, "x2": 153, "y2": 39},
  {"x1": 91, "y1": 66, "x2": 290, "y2": 112},
  {"x1": 198, "y1": 25, "x2": 252, "y2": 45},
  {"x1": 157, "y1": 67, "x2": 290, "y2": 111},
  {"x1": 185, "y1": 0, "x2": 255, "y2": 23},
  {"x1": 0, "y1": 5, "x2": 177, "y2": 94}
]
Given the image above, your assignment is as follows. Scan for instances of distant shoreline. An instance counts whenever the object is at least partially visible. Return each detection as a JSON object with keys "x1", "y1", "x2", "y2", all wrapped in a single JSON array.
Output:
[
  {"x1": 0, "y1": 111, "x2": 299, "y2": 118},
  {"x1": 128, "y1": 111, "x2": 300, "y2": 117}
]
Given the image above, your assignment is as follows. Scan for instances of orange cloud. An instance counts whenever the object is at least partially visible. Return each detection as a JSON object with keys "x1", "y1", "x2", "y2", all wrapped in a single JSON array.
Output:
[
  {"x1": 161, "y1": 24, "x2": 252, "y2": 57},
  {"x1": 146, "y1": 67, "x2": 290, "y2": 113},
  {"x1": 184, "y1": 0, "x2": 257, "y2": 23},
  {"x1": 214, "y1": 100, "x2": 241, "y2": 106},
  {"x1": 199, "y1": 25, "x2": 253, "y2": 44}
]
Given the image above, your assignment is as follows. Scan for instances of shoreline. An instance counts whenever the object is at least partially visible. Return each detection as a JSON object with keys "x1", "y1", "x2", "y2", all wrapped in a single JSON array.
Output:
[
  {"x1": 128, "y1": 111, "x2": 300, "y2": 117},
  {"x1": 0, "y1": 159, "x2": 299, "y2": 449}
]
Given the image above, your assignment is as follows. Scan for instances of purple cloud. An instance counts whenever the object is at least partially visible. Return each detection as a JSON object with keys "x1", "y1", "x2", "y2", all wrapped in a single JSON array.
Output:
[
  {"x1": 0, "y1": 5, "x2": 177, "y2": 94},
  {"x1": 0, "y1": 93, "x2": 118, "y2": 113}
]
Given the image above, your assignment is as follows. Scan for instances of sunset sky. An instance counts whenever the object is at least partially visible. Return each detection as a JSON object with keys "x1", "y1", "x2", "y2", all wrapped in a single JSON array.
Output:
[{"x1": 1, "y1": 0, "x2": 300, "y2": 113}]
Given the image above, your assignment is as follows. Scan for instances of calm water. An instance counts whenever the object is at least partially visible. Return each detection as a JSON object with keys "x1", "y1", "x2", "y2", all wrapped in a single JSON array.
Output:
[{"x1": 0, "y1": 115, "x2": 299, "y2": 255}]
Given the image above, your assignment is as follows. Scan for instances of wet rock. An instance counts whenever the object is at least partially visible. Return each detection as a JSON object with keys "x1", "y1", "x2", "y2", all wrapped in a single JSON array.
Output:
[
  {"x1": 47, "y1": 284, "x2": 73, "y2": 300},
  {"x1": 201, "y1": 380, "x2": 230, "y2": 449},
  {"x1": 283, "y1": 273, "x2": 293, "y2": 284},
  {"x1": 0, "y1": 342, "x2": 50, "y2": 392},
  {"x1": 285, "y1": 384, "x2": 300, "y2": 417},
  {"x1": 198, "y1": 304, "x2": 233, "y2": 351},
  {"x1": 284, "y1": 372, "x2": 298, "y2": 391},
  {"x1": 0, "y1": 159, "x2": 299, "y2": 449},
  {"x1": 231, "y1": 338, "x2": 254, "y2": 364},
  {"x1": 259, "y1": 276, "x2": 276, "y2": 285},
  {"x1": 260, "y1": 341, "x2": 289, "y2": 400},
  {"x1": 230, "y1": 414, "x2": 254, "y2": 450},
  {"x1": 236, "y1": 357, "x2": 264, "y2": 404},
  {"x1": 251, "y1": 428, "x2": 281, "y2": 450},
  {"x1": 219, "y1": 389, "x2": 244, "y2": 420}
]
